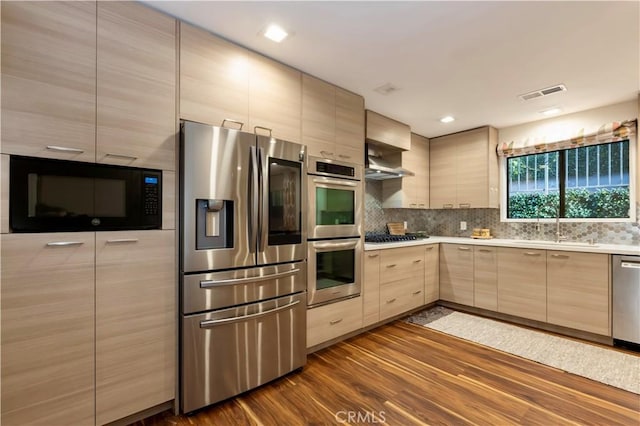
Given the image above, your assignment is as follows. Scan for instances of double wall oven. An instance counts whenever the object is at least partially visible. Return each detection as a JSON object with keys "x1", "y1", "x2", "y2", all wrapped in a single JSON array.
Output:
[
  {"x1": 307, "y1": 157, "x2": 363, "y2": 307},
  {"x1": 180, "y1": 122, "x2": 307, "y2": 413}
]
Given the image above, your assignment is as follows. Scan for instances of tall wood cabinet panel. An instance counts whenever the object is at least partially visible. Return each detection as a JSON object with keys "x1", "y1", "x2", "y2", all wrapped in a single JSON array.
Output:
[
  {"x1": 497, "y1": 247, "x2": 546, "y2": 322},
  {"x1": 429, "y1": 126, "x2": 498, "y2": 209},
  {"x1": 473, "y1": 247, "x2": 498, "y2": 311},
  {"x1": 547, "y1": 251, "x2": 610, "y2": 336},
  {"x1": 363, "y1": 251, "x2": 381, "y2": 326},
  {"x1": 179, "y1": 22, "x2": 250, "y2": 128},
  {"x1": 1, "y1": 155, "x2": 9, "y2": 234},
  {"x1": 382, "y1": 133, "x2": 429, "y2": 208},
  {"x1": 1, "y1": 233, "x2": 95, "y2": 426},
  {"x1": 439, "y1": 243, "x2": 474, "y2": 305},
  {"x1": 249, "y1": 53, "x2": 301, "y2": 143},
  {"x1": 97, "y1": 2, "x2": 176, "y2": 170},
  {"x1": 0, "y1": 1, "x2": 96, "y2": 162},
  {"x1": 424, "y1": 244, "x2": 439, "y2": 303},
  {"x1": 335, "y1": 87, "x2": 365, "y2": 164},
  {"x1": 96, "y1": 230, "x2": 175, "y2": 425}
]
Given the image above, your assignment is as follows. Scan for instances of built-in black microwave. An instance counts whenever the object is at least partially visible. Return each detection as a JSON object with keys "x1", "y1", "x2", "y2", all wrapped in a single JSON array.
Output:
[{"x1": 9, "y1": 156, "x2": 162, "y2": 232}]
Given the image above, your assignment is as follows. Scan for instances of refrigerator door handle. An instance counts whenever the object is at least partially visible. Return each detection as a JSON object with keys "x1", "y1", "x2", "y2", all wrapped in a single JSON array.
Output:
[
  {"x1": 248, "y1": 146, "x2": 259, "y2": 253},
  {"x1": 199, "y1": 268, "x2": 301, "y2": 288},
  {"x1": 258, "y1": 146, "x2": 268, "y2": 253},
  {"x1": 199, "y1": 300, "x2": 300, "y2": 328}
]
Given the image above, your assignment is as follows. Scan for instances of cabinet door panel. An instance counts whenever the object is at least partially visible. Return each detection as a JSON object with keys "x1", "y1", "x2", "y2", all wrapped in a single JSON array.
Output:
[
  {"x1": 429, "y1": 139, "x2": 457, "y2": 207},
  {"x1": 363, "y1": 251, "x2": 381, "y2": 327},
  {"x1": 439, "y1": 244, "x2": 474, "y2": 305},
  {"x1": 547, "y1": 251, "x2": 610, "y2": 336},
  {"x1": 379, "y1": 280, "x2": 424, "y2": 320},
  {"x1": 249, "y1": 53, "x2": 301, "y2": 143},
  {"x1": 424, "y1": 245, "x2": 439, "y2": 303},
  {"x1": 474, "y1": 247, "x2": 498, "y2": 311},
  {"x1": 380, "y1": 246, "x2": 425, "y2": 284},
  {"x1": 302, "y1": 74, "x2": 335, "y2": 155},
  {"x1": 335, "y1": 88, "x2": 364, "y2": 164},
  {"x1": 1, "y1": 1, "x2": 96, "y2": 162},
  {"x1": 180, "y1": 23, "x2": 249, "y2": 127},
  {"x1": 307, "y1": 296, "x2": 362, "y2": 348},
  {"x1": 1, "y1": 233, "x2": 95, "y2": 425},
  {"x1": 456, "y1": 128, "x2": 489, "y2": 207},
  {"x1": 96, "y1": 230, "x2": 175, "y2": 425},
  {"x1": 97, "y1": 2, "x2": 176, "y2": 170},
  {"x1": 497, "y1": 247, "x2": 546, "y2": 322}
]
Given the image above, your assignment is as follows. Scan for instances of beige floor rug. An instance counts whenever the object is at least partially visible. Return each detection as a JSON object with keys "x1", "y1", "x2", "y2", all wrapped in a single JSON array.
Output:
[{"x1": 407, "y1": 307, "x2": 640, "y2": 394}]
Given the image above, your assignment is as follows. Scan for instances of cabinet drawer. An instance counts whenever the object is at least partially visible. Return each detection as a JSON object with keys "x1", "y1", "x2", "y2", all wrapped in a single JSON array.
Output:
[
  {"x1": 379, "y1": 279, "x2": 424, "y2": 321},
  {"x1": 380, "y1": 246, "x2": 424, "y2": 284},
  {"x1": 307, "y1": 296, "x2": 362, "y2": 348}
]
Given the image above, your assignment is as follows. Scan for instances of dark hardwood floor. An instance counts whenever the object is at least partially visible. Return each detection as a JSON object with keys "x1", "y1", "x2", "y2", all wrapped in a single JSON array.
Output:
[{"x1": 135, "y1": 321, "x2": 640, "y2": 425}]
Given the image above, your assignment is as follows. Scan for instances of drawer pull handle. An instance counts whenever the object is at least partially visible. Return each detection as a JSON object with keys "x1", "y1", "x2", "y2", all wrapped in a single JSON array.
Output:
[
  {"x1": 412, "y1": 290, "x2": 422, "y2": 295},
  {"x1": 105, "y1": 153, "x2": 138, "y2": 161},
  {"x1": 478, "y1": 249, "x2": 492, "y2": 253},
  {"x1": 106, "y1": 238, "x2": 139, "y2": 244},
  {"x1": 46, "y1": 145, "x2": 84, "y2": 154},
  {"x1": 459, "y1": 203, "x2": 471, "y2": 208},
  {"x1": 368, "y1": 254, "x2": 379, "y2": 258},
  {"x1": 46, "y1": 241, "x2": 84, "y2": 247},
  {"x1": 386, "y1": 264, "x2": 397, "y2": 268},
  {"x1": 221, "y1": 118, "x2": 244, "y2": 129},
  {"x1": 443, "y1": 204, "x2": 454, "y2": 209},
  {"x1": 329, "y1": 318, "x2": 343, "y2": 325},
  {"x1": 524, "y1": 252, "x2": 541, "y2": 256},
  {"x1": 320, "y1": 150, "x2": 335, "y2": 157},
  {"x1": 425, "y1": 246, "x2": 434, "y2": 251},
  {"x1": 413, "y1": 259, "x2": 422, "y2": 263},
  {"x1": 410, "y1": 204, "x2": 417, "y2": 207},
  {"x1": 458, "y1": 247, "x2": 471, "y2": 251},
  {"x1": 551, "y1": 254, "x2": 569, "y2": 259},
  {"x1": 338, "y1": 154, "x2": 351, "y2": 159},
  {"x1": 386, "y1": 298, "x2": 397, "y2": 304},
  {"x1": 253, "y1": 125, "x2": 273, "y2": 137},
  {"x1": 200, "y1": 300, "x2": 300, "y2": 328}
]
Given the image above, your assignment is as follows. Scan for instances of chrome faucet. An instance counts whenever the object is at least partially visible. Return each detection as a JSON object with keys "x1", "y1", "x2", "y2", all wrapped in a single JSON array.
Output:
[{"x1": 555, "y1": 209, "x2": 567, "y2": 243}]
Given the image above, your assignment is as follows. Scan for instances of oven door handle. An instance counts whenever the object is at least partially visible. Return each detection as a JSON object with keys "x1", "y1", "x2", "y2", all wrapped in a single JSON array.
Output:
[
  {"x1": 312, "y1": 177, "x2": 358, "y2": 187},
  {"x1": 199, "y1": 268, "x2": 301, "y2": 288},
  {"x1": 313, "y1": 240, "x2": 359, "y2": 251},
  {"x1": 199, "y1": 300, "x2": 301, "y2": 328}
]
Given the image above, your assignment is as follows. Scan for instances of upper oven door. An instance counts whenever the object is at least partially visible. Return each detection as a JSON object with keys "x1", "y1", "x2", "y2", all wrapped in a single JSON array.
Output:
[{"x1": 308, "y1": 175, "x2": 362, "y2": 239}]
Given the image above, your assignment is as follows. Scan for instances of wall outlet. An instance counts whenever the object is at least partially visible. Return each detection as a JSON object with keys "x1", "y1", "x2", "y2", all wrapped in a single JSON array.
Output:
[
  {"x1": 460, "y1": 221, "x2": 467, "y2": 231},
  {"x1": 403, "y1": 221, "x2": 408, "y2": 230}
]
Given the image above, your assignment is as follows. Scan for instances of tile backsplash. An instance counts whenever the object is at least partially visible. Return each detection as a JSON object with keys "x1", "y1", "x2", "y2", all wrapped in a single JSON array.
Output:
[{"x1": 365, "y1": 181, "x2": 639, "y2": 246}]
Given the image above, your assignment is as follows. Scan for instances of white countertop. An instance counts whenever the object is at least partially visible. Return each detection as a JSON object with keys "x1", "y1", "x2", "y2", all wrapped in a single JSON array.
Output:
[{"x1": 364, "y1": 236, "x2": 640, "y2": 256}]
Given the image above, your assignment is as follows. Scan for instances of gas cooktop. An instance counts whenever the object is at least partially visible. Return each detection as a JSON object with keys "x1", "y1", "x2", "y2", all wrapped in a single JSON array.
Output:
[{"x1": 364, "y1": 233, "x2": 428, "y2": 243}]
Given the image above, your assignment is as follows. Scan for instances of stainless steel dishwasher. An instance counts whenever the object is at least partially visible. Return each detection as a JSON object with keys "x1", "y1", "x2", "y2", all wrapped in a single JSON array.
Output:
[{"x1": 612, "y1": 255, "x2": 640, "y2": 348}]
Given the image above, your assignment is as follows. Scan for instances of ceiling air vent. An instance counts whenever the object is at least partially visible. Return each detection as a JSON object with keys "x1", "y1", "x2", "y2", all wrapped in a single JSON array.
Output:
[
  {"x1": 374, "y1": 83, "x2": 400, "y2": 96},
  {"x1": 518, "y1": 84, "x2": 567, "y2": 101}
]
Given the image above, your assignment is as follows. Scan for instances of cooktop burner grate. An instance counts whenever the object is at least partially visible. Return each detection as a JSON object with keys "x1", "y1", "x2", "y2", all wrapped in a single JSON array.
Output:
[{"x1": 365, "y1": 233, "x2": 426, "y2": 243}]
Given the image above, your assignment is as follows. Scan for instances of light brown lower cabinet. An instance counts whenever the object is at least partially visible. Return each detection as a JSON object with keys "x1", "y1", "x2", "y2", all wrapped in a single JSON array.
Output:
[
  {"x1": 96, "y1": 230, "x2": 175, "y2": 425},
  {"x1": 379, "y1": 246, "x2": 424, "y2": 321},
  {"x1": 546, "y1": 251, "x2": 610, "y2": 336},
  {"x1": 424, "y1": 244, "x2": 439, "y2": 303},
  {"x1": 363, "y1": 251, "x2": 381, "y2": 327},
  {"x1": 497, "y1": 247, "x2": 546, "y2": 322},
  {"x1": 379, "y1": 279, "x2": 424, "y2": 321},
  {"x1": 307, "y1": 296, "x2": 363, "y2": 348},
  {"x1": 1, "y1": 230, "x2": 176, "y2": 426},
  {"x1": 473, "y1": 247, "x2": 498, "y2": 311},
  {"x1": 439, "y1": 244, "x2": 474, "y2": 305},
  {"x1": 1, "y1": 233, "x2": 95, "y2": 426}
]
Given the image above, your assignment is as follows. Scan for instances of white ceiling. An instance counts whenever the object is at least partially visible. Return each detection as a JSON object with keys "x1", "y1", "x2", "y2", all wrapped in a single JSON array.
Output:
[{"x1": 144, "y1": 1, "x2": 639, "y2": 138}]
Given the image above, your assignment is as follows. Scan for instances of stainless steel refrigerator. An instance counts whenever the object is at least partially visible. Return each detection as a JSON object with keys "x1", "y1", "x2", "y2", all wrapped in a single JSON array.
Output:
[{"x1": 180, "y1": 121, "x2": 307, "y2": 413}]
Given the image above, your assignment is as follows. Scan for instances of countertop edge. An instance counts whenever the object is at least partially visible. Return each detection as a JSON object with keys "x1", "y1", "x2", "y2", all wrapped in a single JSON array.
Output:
[{"x1": 364, "y1": 237, "x2": 640, "y2": 255}]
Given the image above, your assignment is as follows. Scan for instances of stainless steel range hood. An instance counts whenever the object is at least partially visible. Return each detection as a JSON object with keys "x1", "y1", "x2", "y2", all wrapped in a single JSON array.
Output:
[{"x1": 365, "y1": 144, "x2": 415, "y2": 180}]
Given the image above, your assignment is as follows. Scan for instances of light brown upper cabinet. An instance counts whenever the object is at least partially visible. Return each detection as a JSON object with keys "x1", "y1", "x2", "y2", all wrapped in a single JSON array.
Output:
[
  {"x1": 430, "y1": 126, "x2": 499, "y2": 209},
  {"x1": 1, "y1": 233, "x2": 95, "y2": 426},
  {"x1": 365, "y1": 110, "x2": 411, "y2": 150},
  {"x1": 302, "y1": 74, "x2": 364, "y2": 164},
  {"x1": 179, "y1": 22, "x2": 250, "y2": 129},
  {"x1": 97, "y1": 2, "x2": 176, "y2": 171},
  {"x1": 248, "y1": 53, "x2": 301, "y2": 143},
  {"x1": 1, "y1": 2, "x2": 97, "y2": 162},
  {"x1": 382, "y1": 133, "x2": 429, "y2": 208}
]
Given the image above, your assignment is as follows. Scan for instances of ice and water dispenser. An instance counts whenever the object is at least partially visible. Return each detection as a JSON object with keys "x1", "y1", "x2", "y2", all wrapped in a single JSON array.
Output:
[{"x1": 195, "y1": 199, "x2": 234, "y2": 250}]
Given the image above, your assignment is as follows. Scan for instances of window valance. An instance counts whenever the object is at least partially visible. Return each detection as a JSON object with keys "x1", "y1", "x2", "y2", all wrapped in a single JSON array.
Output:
[{"x1": 497, "y1": 119, "x2": 637, "y2": 158}]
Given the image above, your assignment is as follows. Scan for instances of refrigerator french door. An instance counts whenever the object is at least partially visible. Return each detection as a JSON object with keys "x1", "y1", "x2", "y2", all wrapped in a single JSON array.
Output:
[{"x1": 180, "y1": 121, "x2": 307, "y2": 413}]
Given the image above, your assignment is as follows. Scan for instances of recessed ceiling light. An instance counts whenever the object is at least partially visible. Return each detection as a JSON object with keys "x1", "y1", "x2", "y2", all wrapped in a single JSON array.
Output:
[
  {"x1": 440, "y1": 116, "x2": 455, "y2": 123},
  {"x1": 540, "y1": 107, "x2": 562, "y2": 116},
  {"x1": 263, "y1": 24, "x2": 288, "y2": 43}
]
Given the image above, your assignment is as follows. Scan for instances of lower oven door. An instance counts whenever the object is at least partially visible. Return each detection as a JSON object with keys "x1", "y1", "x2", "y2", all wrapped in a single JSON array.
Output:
[
  {"x1": 181, "y1": 292, "x2": 306, "y2": 413},
  {"x1": 307, "y1": 238, "x2": 362, "y2": 307}
]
